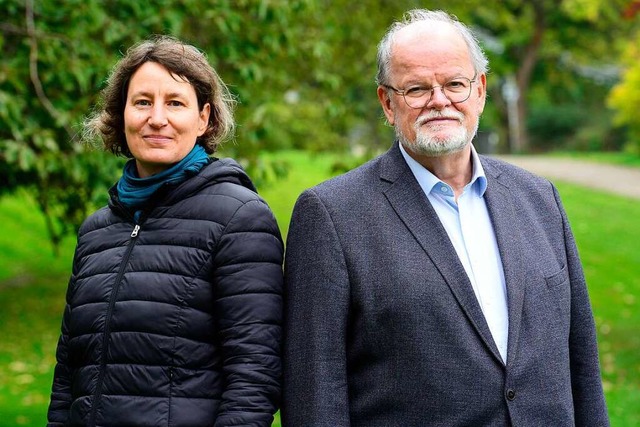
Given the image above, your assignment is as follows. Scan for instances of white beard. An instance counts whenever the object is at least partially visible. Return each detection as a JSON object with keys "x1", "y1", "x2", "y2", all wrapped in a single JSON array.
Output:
[{"x1": 396, "y1": 110, "x2": 478, "y2": 157}]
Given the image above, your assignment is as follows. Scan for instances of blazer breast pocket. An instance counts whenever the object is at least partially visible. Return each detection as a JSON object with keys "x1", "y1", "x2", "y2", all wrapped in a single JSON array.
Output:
[
  {"x1": 544, "y1": 264, "x2": 571, "y2": 330},
  {"x1": 545, "y1": 263, "x2": 569, "y2": 290}
]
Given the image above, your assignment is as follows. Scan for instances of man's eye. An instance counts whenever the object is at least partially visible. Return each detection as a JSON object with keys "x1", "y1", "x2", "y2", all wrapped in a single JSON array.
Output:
[
  {"x1": 445, "y1": 80, "x2": 468, "y2": 90},
  {"x1": 404, "y1": 87, "x2": 429, "y2": 98}
]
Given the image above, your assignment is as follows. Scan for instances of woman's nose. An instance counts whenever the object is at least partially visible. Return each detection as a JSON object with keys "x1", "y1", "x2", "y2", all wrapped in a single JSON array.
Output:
[{"x1": 148, "y1": 104, "x2": 168, "y2": 127}]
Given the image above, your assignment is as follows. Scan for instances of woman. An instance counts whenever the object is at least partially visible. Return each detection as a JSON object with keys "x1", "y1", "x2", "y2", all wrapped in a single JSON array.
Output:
[{"x1": 47, "y1": 36, "x2": 283, "y2": 426}]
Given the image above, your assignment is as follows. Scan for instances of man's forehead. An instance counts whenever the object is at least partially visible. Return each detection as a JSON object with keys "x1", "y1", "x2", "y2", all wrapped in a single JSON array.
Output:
[
  {"x1": 390, "y1": 22, "x2": 471, "y2": 72},
  {"x1": 393, "y1": 21, "x2": 465, "y2": 52}
]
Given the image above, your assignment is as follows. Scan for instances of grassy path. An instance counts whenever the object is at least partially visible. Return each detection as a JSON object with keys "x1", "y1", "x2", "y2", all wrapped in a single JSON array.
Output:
[{"x1": 496, "y1": 155, "x2": 640, "y2": 199}]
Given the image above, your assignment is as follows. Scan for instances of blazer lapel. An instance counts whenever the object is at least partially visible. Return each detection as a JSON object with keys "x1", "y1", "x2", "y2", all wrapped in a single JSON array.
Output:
[
  {"x1": 482, "y1": 158, "x2": 527, "y2": 368},
  {"x1": 379, "y1": 144, "x2": 504, "y2": 365}
]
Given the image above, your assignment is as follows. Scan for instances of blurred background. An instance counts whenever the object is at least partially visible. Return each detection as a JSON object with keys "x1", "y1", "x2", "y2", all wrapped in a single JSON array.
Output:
[{"x1": 1, "y1": 0, "x2": 639, "y2": 425}]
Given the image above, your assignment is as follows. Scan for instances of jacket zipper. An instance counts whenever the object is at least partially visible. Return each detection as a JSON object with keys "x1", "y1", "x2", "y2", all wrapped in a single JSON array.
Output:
[{"x1": 88, "y1": 224, "x2": 141, "y2": 426}]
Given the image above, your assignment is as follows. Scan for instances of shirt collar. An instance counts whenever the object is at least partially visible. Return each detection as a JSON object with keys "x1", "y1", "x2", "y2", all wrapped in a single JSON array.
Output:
[{"x1": 398, "y1": 142, "x2": 488, "y2": 197}]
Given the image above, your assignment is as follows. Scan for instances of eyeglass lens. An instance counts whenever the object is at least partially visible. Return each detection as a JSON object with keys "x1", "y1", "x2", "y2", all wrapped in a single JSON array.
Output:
[{"x1": 403, "y1": 78, "x2": 473, "y2": 108}]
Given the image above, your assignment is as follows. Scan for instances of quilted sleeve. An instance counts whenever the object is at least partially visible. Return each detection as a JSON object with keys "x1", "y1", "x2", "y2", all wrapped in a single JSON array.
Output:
[
  {"x1": 47, "y1": 274, "x2": 76, "y2": 426},
  {"x1": 212, "y1": 198, "x2": 284, "y2": 427}
]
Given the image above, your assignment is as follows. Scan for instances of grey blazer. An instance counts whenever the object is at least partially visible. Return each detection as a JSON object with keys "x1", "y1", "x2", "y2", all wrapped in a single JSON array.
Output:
[{"x1": 282, "y1": 142, "x2": 609, "y2": 426}]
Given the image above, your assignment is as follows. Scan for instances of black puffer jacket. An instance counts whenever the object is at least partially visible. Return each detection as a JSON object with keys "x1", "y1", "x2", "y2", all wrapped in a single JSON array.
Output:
[{"x1": 47, "y1": 158, "x2": 283, "y2": 427}]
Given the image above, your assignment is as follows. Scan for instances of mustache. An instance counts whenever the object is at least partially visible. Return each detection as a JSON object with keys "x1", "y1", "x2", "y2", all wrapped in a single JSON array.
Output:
[{"x1": 415, "y1": 111, "x2": 464, "y2": 126}]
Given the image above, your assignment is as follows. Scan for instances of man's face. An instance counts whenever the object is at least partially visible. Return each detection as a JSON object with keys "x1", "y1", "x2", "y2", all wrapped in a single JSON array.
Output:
[{"x1": 377, "y1": 22, "x2": 486, "y2": 158}]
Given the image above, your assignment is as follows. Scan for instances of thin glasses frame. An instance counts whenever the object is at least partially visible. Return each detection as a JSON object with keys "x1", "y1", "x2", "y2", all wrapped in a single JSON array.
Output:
[{"x1": 383, "y1": 72, "x2": 478, "y2": 109}]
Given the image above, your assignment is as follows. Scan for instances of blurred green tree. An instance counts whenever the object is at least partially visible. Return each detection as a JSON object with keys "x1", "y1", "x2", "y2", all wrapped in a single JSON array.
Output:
[
  {"x1": 608, "y1": 1, "x2": 640, "y2": 153},
  {"x1": 444, "y1": 0, "x2": 636, "y2": 153},
  {"x1": 0, "y1": 0, "x2": 343, "y2": 251},
  {"x1": 0, "y1": 0, "x2": 638, "y2": 252}
]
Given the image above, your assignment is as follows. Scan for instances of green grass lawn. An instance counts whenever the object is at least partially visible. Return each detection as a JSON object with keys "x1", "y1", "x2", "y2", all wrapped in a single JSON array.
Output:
[
  {"x1": 0, "y1": 150, "x2": 638, "y2": 426},
  {"x1": 0, "y1": 193, "x2": 76, "y2": 426},
  {"x1": 554, "y1": 182, "x2": 640, "y2": 425}
]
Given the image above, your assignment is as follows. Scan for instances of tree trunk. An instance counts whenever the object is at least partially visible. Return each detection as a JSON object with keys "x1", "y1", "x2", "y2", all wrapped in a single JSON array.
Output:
[{"x1": 512, "y1": 0, "x2": 546, "y2": 153}]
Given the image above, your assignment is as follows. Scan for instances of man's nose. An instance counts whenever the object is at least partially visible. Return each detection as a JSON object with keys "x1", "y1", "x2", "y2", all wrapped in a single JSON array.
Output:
[{"x1": 425, "y1": 86, "x2": 451, "y2": 109}]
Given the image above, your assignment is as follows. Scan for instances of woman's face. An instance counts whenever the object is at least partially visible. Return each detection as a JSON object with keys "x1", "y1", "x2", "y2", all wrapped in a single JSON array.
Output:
[{"x1": 124, "y1": 61, "x2": 210, "y2": 178}]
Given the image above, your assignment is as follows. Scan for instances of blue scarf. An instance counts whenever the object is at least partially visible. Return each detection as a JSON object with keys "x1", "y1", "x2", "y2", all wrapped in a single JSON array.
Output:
[{"x1": 116, "y1": 144, "x2": 210, "y2": 212}]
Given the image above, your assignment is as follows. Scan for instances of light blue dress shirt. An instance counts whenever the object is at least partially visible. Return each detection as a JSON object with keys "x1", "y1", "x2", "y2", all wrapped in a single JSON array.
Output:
[{"x1": 399, "y1": 143, "x2": 509, "y2": 362}]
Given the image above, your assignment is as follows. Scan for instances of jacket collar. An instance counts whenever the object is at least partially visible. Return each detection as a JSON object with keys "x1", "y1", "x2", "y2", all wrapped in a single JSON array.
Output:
[{"x1": 380, "y1": 145, "x2": 531, "y2": 366}]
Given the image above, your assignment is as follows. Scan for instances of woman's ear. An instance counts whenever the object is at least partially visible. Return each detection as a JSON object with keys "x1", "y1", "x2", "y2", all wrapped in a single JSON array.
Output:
[{"x1": 198, "y1": 103, "x2": 211, "y2": 136}]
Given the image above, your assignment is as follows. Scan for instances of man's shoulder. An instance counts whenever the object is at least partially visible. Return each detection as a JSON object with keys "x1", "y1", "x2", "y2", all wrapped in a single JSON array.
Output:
[
  {"x1": 480, "y1": 155, "x2": 552, "y2": 186},
  {"x1": 479, "y1": 155, "x2": 562, "y2": 210},
  {"x1": 308, "y1": 151, "x2": 387, "y2": 197}
]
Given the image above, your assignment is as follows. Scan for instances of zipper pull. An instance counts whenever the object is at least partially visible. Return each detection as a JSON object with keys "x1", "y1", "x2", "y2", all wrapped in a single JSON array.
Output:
[{"x1": 131, "y1": 224, "x2": 140, "y2": 238}]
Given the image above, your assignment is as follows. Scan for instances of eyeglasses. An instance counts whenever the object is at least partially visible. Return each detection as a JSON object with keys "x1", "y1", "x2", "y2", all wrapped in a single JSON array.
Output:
[{"x1": 383, "y1": 73, "x2": 477, "y2": 109}]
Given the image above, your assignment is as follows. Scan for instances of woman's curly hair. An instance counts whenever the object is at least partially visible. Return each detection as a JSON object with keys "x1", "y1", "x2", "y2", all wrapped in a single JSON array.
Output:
[{"x1": 85, "y1": 35, "x2": 235, "y2": 156}]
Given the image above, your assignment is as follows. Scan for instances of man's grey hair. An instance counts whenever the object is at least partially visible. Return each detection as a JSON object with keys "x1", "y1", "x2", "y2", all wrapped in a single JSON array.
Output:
[{"x1": 375, "y1": 9, "x2": 489, "y2": 86}]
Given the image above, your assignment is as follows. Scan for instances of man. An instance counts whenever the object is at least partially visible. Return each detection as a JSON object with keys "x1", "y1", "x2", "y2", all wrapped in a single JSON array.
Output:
[{"x1": 282, "y1": 9, "x2": 609, "y2": 427}]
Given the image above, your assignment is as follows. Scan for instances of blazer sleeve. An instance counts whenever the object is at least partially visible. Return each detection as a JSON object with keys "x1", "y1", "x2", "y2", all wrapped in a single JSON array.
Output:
[
  {"x1": 553, "y1": 186, "x2": 610, "y2": 426},
  {"x1": 212, "y1": 198, "x2": 284, "y2": 427},
  {"x1": 282, "y1": 189, "x2": 351, "y2": 427}
]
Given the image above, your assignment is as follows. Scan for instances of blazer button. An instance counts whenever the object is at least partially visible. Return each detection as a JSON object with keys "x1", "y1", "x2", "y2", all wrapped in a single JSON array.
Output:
[{"x1": 506, "y1": 389, "x2": 516, "y2": 401}]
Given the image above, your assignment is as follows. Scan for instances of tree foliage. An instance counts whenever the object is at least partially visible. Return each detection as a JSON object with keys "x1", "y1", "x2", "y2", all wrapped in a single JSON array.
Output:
[
  {"x1": 0, "y1": 0, "x2": 638, "y2": 251},
  {"x1": 0, "y1": 0, "x2": 343, "y2": 251},
  {"x1": 441, "y1": 0, "x2": 637, "y2": 153},
  {"x1": 608, "y1": 2, "x2": 640, "y2": 153}
]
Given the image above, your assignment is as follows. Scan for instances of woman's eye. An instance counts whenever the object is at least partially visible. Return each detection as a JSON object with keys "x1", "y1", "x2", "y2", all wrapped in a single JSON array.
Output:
[
  {"x1": 134, "y1": 99, "x2": 151, "y2": 106},
  {"x1": 168, "y1": 100, "x2": 184, "y2": 107}
]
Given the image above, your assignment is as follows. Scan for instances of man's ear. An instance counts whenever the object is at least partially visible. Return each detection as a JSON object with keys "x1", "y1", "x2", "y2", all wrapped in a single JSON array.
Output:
[
  {"x1": 476, "y1": 73, "x2": 487, "y2": 116},
  {"x1": 377, "y1": 86, "x2": 395, "y2": 125}
]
